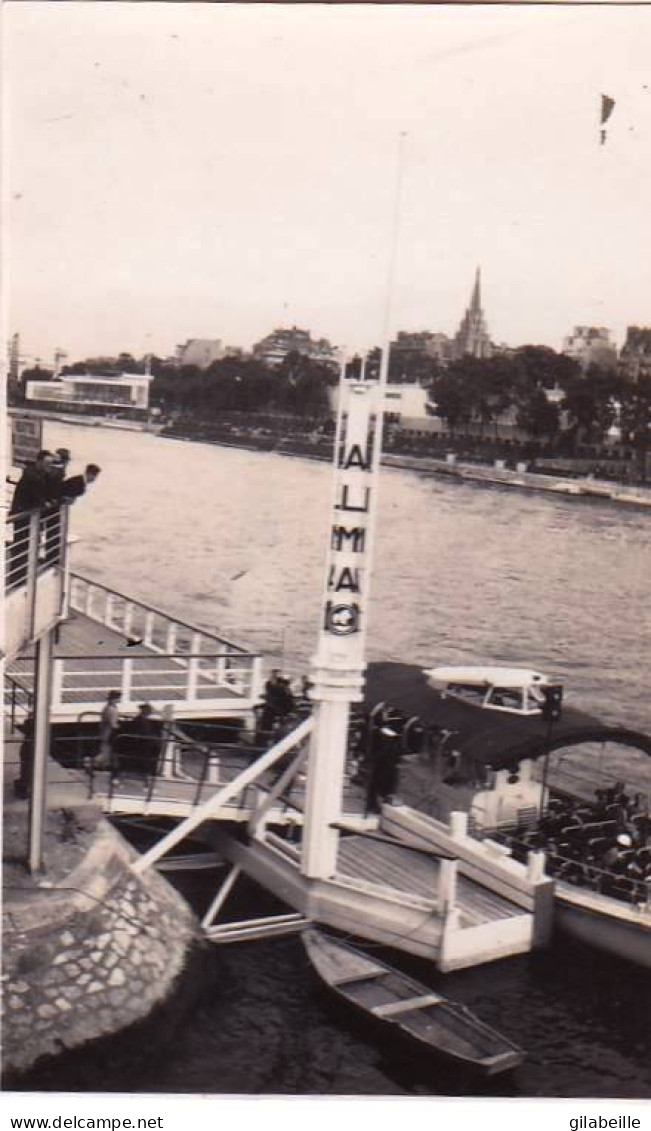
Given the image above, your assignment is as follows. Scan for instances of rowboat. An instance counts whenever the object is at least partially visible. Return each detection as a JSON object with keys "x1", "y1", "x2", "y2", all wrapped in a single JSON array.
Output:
[{"x1": 302, "y1": 928, "x2": 524, "y2": 1077}]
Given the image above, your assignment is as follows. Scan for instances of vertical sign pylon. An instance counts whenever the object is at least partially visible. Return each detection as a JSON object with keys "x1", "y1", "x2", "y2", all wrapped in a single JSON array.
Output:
[
  {"x1": 301, "y1": 362, "x2": 382, "y2": 878},
  {"x1": 301, "y1": 133, "x2": 406, "y2": 880}
]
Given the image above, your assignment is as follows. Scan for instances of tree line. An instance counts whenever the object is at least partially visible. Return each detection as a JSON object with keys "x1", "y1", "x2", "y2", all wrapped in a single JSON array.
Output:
[{"x1": 15, "y1": 343, "x2": 651, "y2": 461}]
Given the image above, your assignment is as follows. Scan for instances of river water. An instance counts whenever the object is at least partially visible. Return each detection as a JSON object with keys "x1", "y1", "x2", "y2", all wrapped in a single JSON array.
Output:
[{"x1": 30, "y1": 421, "x2": 651, "y2": 1098}]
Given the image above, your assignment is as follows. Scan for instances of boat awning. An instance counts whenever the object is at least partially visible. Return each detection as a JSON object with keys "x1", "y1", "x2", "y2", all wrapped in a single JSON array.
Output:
[{"x1": 364, "y1": 663, "x2": 651, "y2": 771}]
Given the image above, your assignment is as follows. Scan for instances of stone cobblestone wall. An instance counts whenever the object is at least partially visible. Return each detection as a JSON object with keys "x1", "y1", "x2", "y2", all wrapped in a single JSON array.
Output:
[{"x1": 3, "y1": 818, "x2": 199, "y2": 1075}]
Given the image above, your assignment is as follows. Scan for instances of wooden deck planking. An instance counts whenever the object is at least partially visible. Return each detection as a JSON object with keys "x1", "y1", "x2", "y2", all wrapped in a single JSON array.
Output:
[{"x1": 336, "y1": 835, "x2": 525, "y2": 927}]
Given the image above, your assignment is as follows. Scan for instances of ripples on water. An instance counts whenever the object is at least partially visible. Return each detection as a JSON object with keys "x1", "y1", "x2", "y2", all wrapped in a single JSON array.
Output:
[{"x1": 36, "y1": 422, "x2": 651, "y2": 1097}]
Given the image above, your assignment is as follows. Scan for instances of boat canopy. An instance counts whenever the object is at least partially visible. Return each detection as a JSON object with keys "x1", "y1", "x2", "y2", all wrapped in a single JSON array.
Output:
[
  {"x1": 365, "y1": 662, "x2": 651, "y2": 772},
  {"x1": 426, "y1": 666, "x2": 550, "y2": 717}
]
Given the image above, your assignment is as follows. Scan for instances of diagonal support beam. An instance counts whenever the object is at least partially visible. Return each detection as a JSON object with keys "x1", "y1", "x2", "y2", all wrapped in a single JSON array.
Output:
[
  {"x1": 247, "y1": 743, "x2": 309, "y2": 837},
  {"x1": 130, "y1": 716, "x2": 313, "y2": 874},
  {"x1": 201, "y1": 863, "x2": 242, "y2": 929}
]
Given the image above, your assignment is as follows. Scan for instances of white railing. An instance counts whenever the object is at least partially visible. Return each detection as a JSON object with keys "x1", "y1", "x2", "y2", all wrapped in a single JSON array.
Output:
[
  {"x1": 66, "y1": 572, "x2": 264, "y2": 708},
  {"x1": 5, "y1": 506, "x2": 70, "y2": 657},
  {"x1": 49, "y1": 650, "x2": 263, "y2": 714},
  {"x1": 5, "y1": 506, "x2": 70, "y2": 595}
]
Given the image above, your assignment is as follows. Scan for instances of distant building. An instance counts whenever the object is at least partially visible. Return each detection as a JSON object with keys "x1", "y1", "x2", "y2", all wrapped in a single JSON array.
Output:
[
  {"x1": 25, "y1": 372, "x2": 153, "y2": 415},
  {"x1": 329, "y1": 381, "x2": 429, "y2": 422},
  {"x1": 562, "y1": 326, "x2": 617, "y2": 372},
  {"x1": 175, "y1": 339, "x2": 225, "y2": 369},
  {"x1": 618, "y1": 326, "x2": 651, "y2": 383},
  {"x1": 252, "y1": 327, "x2": 340, "y2": 371},
  {"x1": 452, "y1": 268, "x2": 493, "y2": 360},
  {"x1": 390, "y1": 331, "x2": 452, "y2": 373}
]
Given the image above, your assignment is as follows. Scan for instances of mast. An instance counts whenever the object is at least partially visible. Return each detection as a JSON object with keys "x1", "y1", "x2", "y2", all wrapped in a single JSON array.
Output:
[{"x1": 301, "y1": 135, "x2": 406, "y2": 879}]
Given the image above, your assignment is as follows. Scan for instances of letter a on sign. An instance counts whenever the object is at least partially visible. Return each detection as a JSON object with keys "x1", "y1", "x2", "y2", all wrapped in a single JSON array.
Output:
[{"x1": 341, "y1": 444, "x2": 370, "y2": 472}]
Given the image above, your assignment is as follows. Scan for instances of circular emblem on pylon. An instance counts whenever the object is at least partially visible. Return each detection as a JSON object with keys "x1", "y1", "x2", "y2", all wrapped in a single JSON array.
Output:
[{"x1": 326, "y1": 602, "x2": 360, "y2": 636}]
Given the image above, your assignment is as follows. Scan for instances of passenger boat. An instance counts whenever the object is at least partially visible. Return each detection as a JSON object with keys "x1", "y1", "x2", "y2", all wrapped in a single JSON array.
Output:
[
  {"x1": 364, "y1": 662, "x2": 651, "y2": 969},
  {"x1": 302, "y1": 928, "x2": 524, "y2": 1077}
]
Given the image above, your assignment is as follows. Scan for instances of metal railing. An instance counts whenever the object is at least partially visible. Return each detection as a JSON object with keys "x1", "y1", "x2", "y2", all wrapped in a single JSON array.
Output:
[
  {"x1": 45, "y1": 649, "x2": 263, "y2": 714},
  {"x1": 5, "y1": 505, "x2": 70, "y2": 594},
  {"x1": 47, "y1": 715, "x2": 308, "y2": 822},
  {"x1": 492, "y1": 827, "x2": 651, "y2": 912},
  {"x1": 66, "y1": 572, "x2": 263, "y2": 705},
  {"x1": 4, "y1": 673, "x2": 33, "y2": 732}
]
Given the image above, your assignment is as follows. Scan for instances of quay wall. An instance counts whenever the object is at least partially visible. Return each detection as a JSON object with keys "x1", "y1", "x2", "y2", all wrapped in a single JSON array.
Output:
[{"x1": 2, "y1": 814, "x2": 199, "y2": 1077}]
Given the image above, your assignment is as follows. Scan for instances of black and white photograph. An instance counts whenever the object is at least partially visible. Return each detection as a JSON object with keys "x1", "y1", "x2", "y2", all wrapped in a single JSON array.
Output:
[{"x1": 3, "y1": 0, "x2": 650, "y2": 1118}]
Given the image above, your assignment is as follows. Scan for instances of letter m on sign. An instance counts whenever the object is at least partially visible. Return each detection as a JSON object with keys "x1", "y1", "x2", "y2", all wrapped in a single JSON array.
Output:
[{"x1": 331, "y1": 526, "x2": 366, "y2": 553}]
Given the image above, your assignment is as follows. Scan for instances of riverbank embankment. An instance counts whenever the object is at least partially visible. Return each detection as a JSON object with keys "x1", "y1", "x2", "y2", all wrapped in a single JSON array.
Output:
[
  {"x1": 161, "y1": 423, "x2": 651, "y2": 509},
  {"x1": 2, "y1": 776, "x2": 199, "y2": 1078}
]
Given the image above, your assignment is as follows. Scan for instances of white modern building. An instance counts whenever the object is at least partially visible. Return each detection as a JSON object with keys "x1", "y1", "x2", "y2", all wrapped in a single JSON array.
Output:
[{"x1": 25, "y1": 372, "x2": 153, "y2": 413}]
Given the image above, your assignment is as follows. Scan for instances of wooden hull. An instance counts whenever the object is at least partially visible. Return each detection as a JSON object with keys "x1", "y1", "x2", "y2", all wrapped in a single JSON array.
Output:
[
  {"x1": 556, "y1": 885, "x2": 651, "y2": 969},
  {"x1": 303, "y1": 929, "x2": 523, "y2": 1077}
]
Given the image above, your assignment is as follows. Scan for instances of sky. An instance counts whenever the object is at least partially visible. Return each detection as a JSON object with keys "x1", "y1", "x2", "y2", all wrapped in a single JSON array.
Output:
[{"x1": 4, "y1": 3, "x2": 651, "y2": 366}]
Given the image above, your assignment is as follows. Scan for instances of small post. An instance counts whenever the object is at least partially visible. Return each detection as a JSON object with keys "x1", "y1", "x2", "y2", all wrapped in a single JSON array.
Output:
[
  {"x1": 166, "y1": 622, "x2": 177, "y2": 655},
  {"x1": 527, "y1": 850, "x2": 546, "y2": 884},
  {"x1": 85, "y1": 582, "x2": 94, "y2": 618},
  {"x1": 123, "y1": 602, "x2": 134, "y2": 639},
  {"x1": 187, "y1": 632, "x2": 201, "y2": 701},
  {"x1": 105, "y1": 593, "x2": 114, "y2": 628},
  {"x1": 28, "y1": 629, "x2": 54, "y2": 874},
  {"x1": 438, "y1": 856, "x2": 458, "y2": 915},
  {"x1": 121, "y1": 658, "x2": 133, "y2": 705},
  {"x1": 250, "y1": 655, "x2": 264, "y2": 702},
  {"x1": 59, "y1": 506, "x2": 71, "y2": 618},
  {"x1": 144, "y1": 611, "x2": 154, "y2": 648},
  {"x1": 216, "y1": 651, "x2": 227, "y2": 686},
  {"x1": 26, "y1": 512, "x2": 40, "y2": 638},
  {"x1": 159, "y1": 704, "x2": 176, "y2": 780},
  {"x1": 449, "y1": 810, "x2": 468, "y2": 840},
  {"x1": 51, "y1": 659, "x2": 65, "y2": 711}
]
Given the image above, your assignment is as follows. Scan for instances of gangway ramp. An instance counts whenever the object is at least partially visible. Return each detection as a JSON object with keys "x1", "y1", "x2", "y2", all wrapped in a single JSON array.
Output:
[{"x1": 6, "y1": 572, "x2": 263, "y2": 726}]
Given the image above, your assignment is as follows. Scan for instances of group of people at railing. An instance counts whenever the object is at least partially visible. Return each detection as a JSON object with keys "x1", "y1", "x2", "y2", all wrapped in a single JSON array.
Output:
[
  {"x1": 506, "y1": 784, "x2": 651, "y2": 905},
  {"x1": 6, "y1": 447, "x2": 101, "y2": 584}
]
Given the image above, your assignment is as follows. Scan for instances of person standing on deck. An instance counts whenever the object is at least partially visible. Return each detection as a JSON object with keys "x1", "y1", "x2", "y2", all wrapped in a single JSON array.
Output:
[
  {"x1": 116, "y1": 703, "x2": 161, "y2": 777},
  {"x1": 60, "y1": 463, "x2": 101, "y2": 503},
  {"x1": 96, "y1": 690, "x2": 121, "y2": 772},
  {"x1": 9, "y1": 450, "x2": 56, "y2": 515},
  {"x1": 14, "y1": 712, "x2": 35, "y2": 800},
  {"x1": 258, "y1": 669, "x2": 294, "y2": 742},
  {"x1": 365, "y1": 721, "x2": 402, "y2": 815}
]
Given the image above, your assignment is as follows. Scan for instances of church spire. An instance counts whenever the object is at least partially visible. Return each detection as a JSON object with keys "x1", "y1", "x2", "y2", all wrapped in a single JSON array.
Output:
[
  {"x1": 453, "y1": 267, "x2": 492, "y2": 360},
  {"x1": 470, "y1": 266, "x2": 481, "y2": 313}
]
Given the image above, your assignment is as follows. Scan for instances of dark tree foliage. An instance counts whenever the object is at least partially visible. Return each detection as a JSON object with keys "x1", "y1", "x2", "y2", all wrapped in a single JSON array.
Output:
[
  {"x1": 149, "y1": 352, "x2": 336, "y2": 420},
  {"x1": 560, "y1": 365, "x2": 624, "y2": 449},
  {"x1": 21, "y1": 365, "x2": 54, "y2": 383},
  {"x1": 618, "y1": 375, "x2": 651, "y2": 480}
]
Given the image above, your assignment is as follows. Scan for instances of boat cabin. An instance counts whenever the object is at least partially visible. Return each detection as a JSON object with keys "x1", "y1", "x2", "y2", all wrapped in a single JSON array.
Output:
[{"x1": 426, "y1": 666, "x2": 549, "y2": 717}]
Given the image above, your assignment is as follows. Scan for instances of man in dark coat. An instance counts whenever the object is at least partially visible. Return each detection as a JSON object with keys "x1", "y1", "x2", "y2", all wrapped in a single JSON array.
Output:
[
  {"x1": 9, "y1": 450, "x2": 56, "y2": 515},
  {"x1": 116, "y1": 703, "x2": 161, "y2": 778},
  {"x1": 60, "y1": 463, "x2": 101, "y2": 503},
  {"x1": 9, "y1": 451, "x2": 57, "y2": 582},
  {"x1": 257, "y1": 669, "x2": 295, "y2": 742}
]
